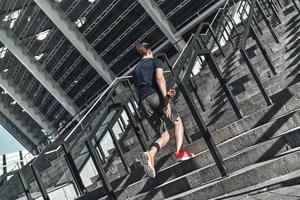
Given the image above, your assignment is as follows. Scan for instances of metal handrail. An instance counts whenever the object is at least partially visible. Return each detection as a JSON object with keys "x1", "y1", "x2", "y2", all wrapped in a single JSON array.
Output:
[
  {"x1": 240, "y1": 0, "x2": 256, "y2": 49},
  {"x1": 63, "y1": 76, "x2": 131, "y2": 142},
  {"x1": 45, "y1": 75, "x2": 133, "y2": 143},
  {"x1": 193, "y1": 0, "x2": 236, "y2": 55},
  {"x1": 0, "y1": 76, "x2": 135, "y2": 193},
  {"x1": 31, "y1": 76, "x2": 133, "y2": 163}
]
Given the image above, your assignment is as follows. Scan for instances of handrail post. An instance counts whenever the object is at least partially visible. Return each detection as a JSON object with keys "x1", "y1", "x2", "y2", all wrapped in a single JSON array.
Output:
[
  {"x1": 108, "y1": 128, "x2": 131, "y2": 173},
  {"x1": 189, "y1": 78, "x2": 206, "y2": 112},
  {"x1": 273, "y1": 0, "x2": 283, "y2": 9},
  {"x1": 62, "y1": 144, "x2": 86, "y2": 195},
  {"x1": 117, "y1": 118, "x2": 125, "y2": 132},
  {"x1": 129, "y1": 98, "x2": 149, "y2": 141},
  {"x1": 291, "y1": 0, "x2": 300, "y2": 14},
  {"x1": 160, "y1": 52, "x2": 206, "y2": 113},
  {"x1": 221, "y1": 16, "x2": 235, "y2": 47},
  {"x1": 119, "y1": 115, "x2": 127, "y2": 131},
  {"x1": 31, "y1": 164, "x2": 50, "y2": 200},
  {"x1": 208, "y1": 25, "x2": 226, "y2": 57},
  {"x1": 260, "y1": 0, "x2": 272, "y2": 15},
  {"x1": 225, "y1": 14, "x2": 239, "y2": 36},
  {"x1": 94, "y1": 137, "x2": 107, "y2": 164},
  {"x1": 177, "y1": 81, "x2": 227, "y2": 177},
  {"x1": 252, "y1": 13, "x2": 263, "y2": 35},
  {"x1": 85, "y1": 140, "x2": 117, "y2": 200},
  {"x1": 123, "y1": 104, "x2": 147, "y2": 151},
  {"x1": 255, "y1": 0, "x2": 281, "y2": 40},
  {"x1": 266, "y1": 0, "x2": 282, "y2": 17},
  {"x1": 240, "y1": 48, "x2": 272, "y2": 105},
  {"x1": 204, "y1": 51, "x2": 243, "y2": 119},
  {"x1": 18, "y1": 169, "x2": 33, "y2": 200},
  {"x1": 250, "y1": 26, "x2": 277, "y2": 75}
]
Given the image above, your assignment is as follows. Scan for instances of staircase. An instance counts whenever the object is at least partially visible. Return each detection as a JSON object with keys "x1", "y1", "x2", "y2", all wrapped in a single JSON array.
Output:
[
  {"x1": 75, "y1": 0, "x2": 300, "y2": 199},
  {"x1": 1, "y1": 0, "x2": 300, "y2": 199}
]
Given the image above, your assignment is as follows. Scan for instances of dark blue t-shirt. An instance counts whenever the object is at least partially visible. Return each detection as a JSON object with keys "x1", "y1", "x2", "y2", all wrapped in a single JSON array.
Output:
[{"x1": 133, "y1": 58, "x2": 164, "y2": 101}]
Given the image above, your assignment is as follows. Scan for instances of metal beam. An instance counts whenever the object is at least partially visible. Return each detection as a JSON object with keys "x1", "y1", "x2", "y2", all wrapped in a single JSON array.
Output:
[
  {"x1": 0, "y1": 28, "x2": 80, "y2": 117},
  {"x1": 0, "y1": 75, "x2": 56, "y2": 135},
  {"x1": 138, "y1": 0, "x2": 186, "y2": 51},
  {"x1": 0, "y1": 101, "x2": 41, "y2": 146},
  {"x1": 0, "y1": 108, "x2": 38, "y2": 151},
  {"x1": 124, "y1": 0, "x2": 227, "y2": 76},
  {"x1": 176, "y1": 0, "x2": 227, "y2": 36},
  {"x1": 33, "y1": 0, "x2": 116, "y2": 84}
]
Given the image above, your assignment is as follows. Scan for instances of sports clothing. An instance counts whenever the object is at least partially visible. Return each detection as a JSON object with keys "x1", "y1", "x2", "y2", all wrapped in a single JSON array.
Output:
[
  {"x1": 175, "y1": 150, "x2": 195, "y2": 161},
  {"x1": 133, "y1": 58, "x2": 164, "y2": 101},
  {"x1": 140, "y1": 92, "x2": 179, "y2": 135},
  {"x1": 141, "y1": 152, "x2": 156, "y2": 178}
]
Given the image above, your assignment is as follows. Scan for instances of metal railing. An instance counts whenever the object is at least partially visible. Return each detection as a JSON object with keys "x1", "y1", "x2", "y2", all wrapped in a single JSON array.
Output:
[
  {"x1": 163, "y1": 0, "x2": 284, "y2": 180},
  {"x1": 238, "y1": 0, "x2": 282, "y2": 106},
  {"x1": 0, "y1": 0, "x2": 288, "y2": 199},
  {"x1": 0, "y1": 75, "x2": 143, "y2": 200}
]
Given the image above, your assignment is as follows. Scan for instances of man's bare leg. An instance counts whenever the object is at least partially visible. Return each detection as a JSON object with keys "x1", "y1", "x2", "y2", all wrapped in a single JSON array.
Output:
[
  {"x1": 147, "y1": 131, "x2": 170, "y2": 167},
  {"x1": 174, "y1": 117, "x2": 184, "y2": 153}
]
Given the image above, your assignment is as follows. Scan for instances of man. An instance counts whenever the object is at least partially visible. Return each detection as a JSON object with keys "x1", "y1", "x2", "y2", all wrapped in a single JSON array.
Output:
[{"x1": 133, "y1": 42, "x2": 194, "y2": 178}]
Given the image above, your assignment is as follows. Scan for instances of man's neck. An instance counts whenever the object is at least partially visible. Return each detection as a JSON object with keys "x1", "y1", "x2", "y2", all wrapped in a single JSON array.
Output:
[{"x1": 142, "y1": 55, "x2": 153, "y2": 59}]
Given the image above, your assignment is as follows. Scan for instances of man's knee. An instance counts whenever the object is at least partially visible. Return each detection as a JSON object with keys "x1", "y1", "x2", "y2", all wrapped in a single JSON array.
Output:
[{"x1": 161, "y1": 131, "x2": 170, "y2": 141}]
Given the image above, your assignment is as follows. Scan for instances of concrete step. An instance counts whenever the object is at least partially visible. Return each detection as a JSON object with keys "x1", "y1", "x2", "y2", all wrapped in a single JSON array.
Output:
[
  {"x1": 197, "y1": 34, "x2": 299, "y2": 108},
  {"x1": 86, "y1": 132, "x2": 294, "y2": 200},
  {"x1": 209, "y1": 10, "x2": 300, "y2": 87},
  {"x1": 213, "y1": 168, "x2": 300, "y2": 200},
  {"x1": 189, "y1": 38, "x2": 299, "y2": 121},
  {"x1": 83, "y1": 99, "x2": 300, "y2": 199},
  {"x1": 111, "y1": 80, "x2": 300, "y2": 178},
  {"x1": 163, "y1": 147, "x2": 300, "y2": 200},
  {"x1": 178, "y1": 78, "x2": 300, "y2": 134},
  {"x1": 197, "y1": 63, "x2": 300, "y2": 122},
  {"x1": 128, "y1": 129, "x2": 300, "y2": 200},
  {"x1": 156, "y1": 107, "x2": 300, "y2": 173},
  {"x1": 187, "y1": 48, "x2": 300, "y2": 131}
]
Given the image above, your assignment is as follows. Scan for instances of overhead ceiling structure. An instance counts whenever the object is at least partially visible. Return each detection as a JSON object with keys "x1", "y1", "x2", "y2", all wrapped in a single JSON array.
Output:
[{"x1": 0, "y1": 0, "x2": 224, "y2": 153}]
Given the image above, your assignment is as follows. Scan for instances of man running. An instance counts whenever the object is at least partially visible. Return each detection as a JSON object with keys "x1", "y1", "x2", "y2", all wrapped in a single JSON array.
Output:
[{"x1": 133, "y1": 42, "x2": 194, "y2": 178}]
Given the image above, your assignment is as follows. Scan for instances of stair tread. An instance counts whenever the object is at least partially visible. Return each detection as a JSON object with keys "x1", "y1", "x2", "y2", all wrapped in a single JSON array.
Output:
[{"x1": 162, "y1": 148, "x2": 300, "y2": 200}]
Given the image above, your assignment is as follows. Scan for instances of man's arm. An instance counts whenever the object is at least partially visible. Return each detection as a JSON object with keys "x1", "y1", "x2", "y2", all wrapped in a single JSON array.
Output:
[{"x1": 155, "y1": 68, "x2": 168, "y2": 104}]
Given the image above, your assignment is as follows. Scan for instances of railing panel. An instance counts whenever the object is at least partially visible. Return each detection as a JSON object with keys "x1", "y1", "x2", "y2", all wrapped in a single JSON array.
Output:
[{"x1": 0, "y1": 172, "x2": 26, "y2": 200}]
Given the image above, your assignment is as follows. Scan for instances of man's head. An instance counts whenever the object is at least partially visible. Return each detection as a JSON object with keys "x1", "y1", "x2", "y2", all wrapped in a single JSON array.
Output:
[{"x1": 135, "y1": 42, "x2": 153, "y2": 58}]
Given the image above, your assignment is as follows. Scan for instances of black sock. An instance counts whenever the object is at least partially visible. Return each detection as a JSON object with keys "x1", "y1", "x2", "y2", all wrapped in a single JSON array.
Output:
[{"x1": 150, "y1": 142, "x2": 161, "y2": 152}]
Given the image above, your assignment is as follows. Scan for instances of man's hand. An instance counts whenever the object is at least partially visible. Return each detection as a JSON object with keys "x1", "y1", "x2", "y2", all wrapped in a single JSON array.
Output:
[
  {"x1": 164, "y1": 103, "x2": 172, "y2": 118},
  {"x1": 167, "y1": 89, "x2": 176, "y2": 97}
]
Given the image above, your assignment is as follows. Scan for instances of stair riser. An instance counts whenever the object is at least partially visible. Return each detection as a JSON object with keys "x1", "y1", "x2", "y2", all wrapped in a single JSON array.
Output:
[
  {"x1": 184, "y1": 81, "x2": 300, "y2": 134},
  {"x1": 111, "y1": 95, "x2": 300, "y2": 182},
  {"x1": 177, "y1": 150, "x2": 300, "y2": 200},
  {"x1": 193, "y1": 56, "x2": 299, "y2": 116},
  {"x1": 131, "y1": 130, "x2": 300, "y2": 200},
  {"x1": 194, "y1": 53, "x2": 298, "y2": 114}
]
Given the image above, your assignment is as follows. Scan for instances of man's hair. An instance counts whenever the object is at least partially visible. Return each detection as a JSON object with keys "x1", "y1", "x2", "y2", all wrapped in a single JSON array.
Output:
[{"x1": 135, "y1": 42, "x2": 151, "y2": 57}]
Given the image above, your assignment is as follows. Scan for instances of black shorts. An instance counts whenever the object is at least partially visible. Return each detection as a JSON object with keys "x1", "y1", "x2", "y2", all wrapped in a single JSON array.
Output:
[{"x1": 140, "y1": 92, "x2": 179, "y2": 135}]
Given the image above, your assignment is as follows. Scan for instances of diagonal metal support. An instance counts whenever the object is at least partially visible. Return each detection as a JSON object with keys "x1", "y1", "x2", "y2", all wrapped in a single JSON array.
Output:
[
  {"x1": 0, "y1": 28, "x2": 80, "y2": 117},
  {"x1": 0, "y1": 75, "x2": 56, "y2": 135},
  {"x1": 0, "y1": 99, "x2": 43, "y2": 146},
  {"x1": 33, "y1": 0, "x2": 116, "y2": 84},
  {"x1": 0, "y1": 111, "x2": 37, "y2": 152},
  {"x1": 138, "y1": 0, "x2": 187, "y2": 51}
]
